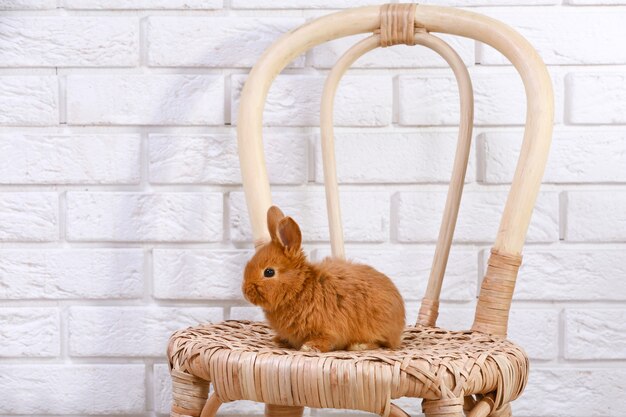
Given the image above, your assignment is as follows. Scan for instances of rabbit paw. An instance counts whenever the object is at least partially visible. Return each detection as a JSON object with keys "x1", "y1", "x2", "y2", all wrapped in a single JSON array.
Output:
[
  {"x1": 347, "y1": 343, "x2": 368, "y2": 351},
  {"x1": 300, "y1": 338, "x2": 332, "y2": 353},
  {"x1": 347, "y1": 342, "x2": 378, "y2": 351},
  {"x1": 300, "y1": 343, "x2": 320, "y2": 353},
  {"x1": 272, "y1": 335, "x2": 291, "y2": 348}
]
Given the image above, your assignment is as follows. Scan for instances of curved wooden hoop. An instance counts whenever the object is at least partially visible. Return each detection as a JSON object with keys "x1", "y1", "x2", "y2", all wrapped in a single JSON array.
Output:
[
  {"x1": 237, "y1": 5, "x2": 553, "y2": 256},
  {"x1": 319, "y1": 32, "x2": 473, "y2": 327}
]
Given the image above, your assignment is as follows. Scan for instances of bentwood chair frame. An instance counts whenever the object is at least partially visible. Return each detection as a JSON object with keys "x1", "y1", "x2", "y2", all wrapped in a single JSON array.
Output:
[{"x1": 167, "y1": 4, "x2": 554, "y2": 417}]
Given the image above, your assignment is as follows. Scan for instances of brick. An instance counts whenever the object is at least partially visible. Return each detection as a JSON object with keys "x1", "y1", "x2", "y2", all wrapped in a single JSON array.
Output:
[
  {"x1": 231, "y1": 74, "x2": 392, "y2": 126},
  {"x1": 154, "y1": 363, "x2": 172, "y2": 415},
  {"x1": 400, "y1": 302, "x2": 422, "y2": 326},
  {"x1": 66, "y1": 192, "x2": 223, "y2": 242},
  {"x1": 234, "y1": 0, "x2": 558, "y2": 7},
  {"x1": 0, "y1": 0, "x2": 56, "y2": 8},
  {"x1": 0, "y1": 17, "x2": 137, "y2": 67},
  {"x1": 314, "y1": 131, "x2": 476, "y2": 183},
  {"x1": 69, "y1": 306, "x2": 223, "y2": 357},
  {"x1": 0, "y1": 193, "x2": 58, "y2": 241},
  {"x1": 566, "y1": 191, "x2": 626, "y2": 241},
  {"x1": 395, "y1": 191, "x2": 558, "y2": 243},
  {"x1": 148, "y1": 17, "x2": 305, "y2": 67},
  {"x1": 66, "y1": 75, "x2": 224, "y2": 125},
  {"x1": 230, "y1": 306, "x2": 266, "y2": 321},
  {"x1": 230, "y1": 191, "x2": 389, "y2": 242},
  {"x1": 0, "y1": 76, "x2": 58, "y2": 126},
  {"x1": 508, "y1": 308, "x2": 559, "y2": 360},
  {"x1": 432, "y1": 307, "x2": 475, "y2": 331},
  {"x1": 311, "y1": 248, "x2": 477, "y2": 301},
  {"x1": 66, "y1": 0, "x2": 221, "y2": 8},
  {"x1": 388, "y1": 396, "x2": 427, "y2": 416},
  {"x1": 568, "y1": 0, "x2": 626, "y2": 4},
  {"x1": 512, "y1": 250, "x2": 626, "y2": 301},
  {"x1": 565, "y1": 309, "x2": 626, "y2": 359},
  {"x1": 0, "y1": 308, "x2": 59, "y2": 357},
  {"x1": 0, "y1": 249, "x2": 143, "y2": 299},
  {"x1": 154, "y1": 250, "x2": 251, "y2": 300},
  {"x1": 399, "y1": 70, "x2": 563, "y2": 126},
  {"x1": 419, "y1": 0, "x2": 558, "y2": 3},
  {"x1": 566, "y1": 73, "x2": 626, "y2": 124},
  {"x1": 480, "y1": 130, "x2": 626, "y2": 184},
  {"x1": 149, "y1": 133, "x2": 308, "y2": 185},
  {"x1": 0, "y1": 134, "x2": 140, "y2": 184},
  {"x1": 478, "y1": 8, "x2": 626, "y2": 65},
  {"x1": 232, "y1": 0, "x2": 372, "y2": 8},
  {"x1": 513, "y1": 369, "x2": 626, "y2": 416},
  {"x1": 0, "y1": 365, "x2": 145, "y2": 414},
  {"x1": 310, "y1": 34, "x2": 474, "y2": 68},
  {"x1": 154, "y1": 363, "x2": 265, "y2": 415}
]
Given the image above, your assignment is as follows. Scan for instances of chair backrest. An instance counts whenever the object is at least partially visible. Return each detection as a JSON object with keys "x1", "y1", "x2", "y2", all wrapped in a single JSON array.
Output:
[
  {"x1": 320, "y1": 27, "x2": 473, "y2": 329},
  {"x1": 237, "y1": 4, "x2": 554, "y2": 338}
]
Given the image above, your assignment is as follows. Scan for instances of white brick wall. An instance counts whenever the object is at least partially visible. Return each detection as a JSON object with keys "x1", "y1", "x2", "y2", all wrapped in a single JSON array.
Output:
[
  {"x1": 0, "y1": 134, "x2": 141, "y2": 184},
  {"x1": 67, "y1": 75, "x2": 225, "y2": 125},
  {"x1": 393, "y1": 191, "x2": 559, "y2": 243},
  {"x1": 0, "y1": 193, "x2": 58, "y2": 241},
  {"x1": 0, "y1": 2, "x2": 625, "y2": 417},
  {"x1": 231, "y1": 74, "x2": 393, "y2": 126},
  {"x1": 68, "y1": 306, "x2": 223, "y2": 356},
  {"x1": 0, "y1": 76, "x2": 58, "y2": 125},
  {"x1": 0, "y1": 365, "x2": 146, "y2": 414},
  {"x1": 0, "y1": 17, "x2": 138, "y2": 67},
  {"x1": 149, "y1": 133, "x2": 309, "y2": 184},
  {"x1": 147, "y1": 17, "x2": 306, "y2": 68}
]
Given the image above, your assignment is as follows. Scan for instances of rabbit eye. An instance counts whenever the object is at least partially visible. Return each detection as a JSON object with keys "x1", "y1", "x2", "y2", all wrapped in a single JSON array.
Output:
[{"x1": 263, "y1": 268, "x2": 275, "y2": 278}]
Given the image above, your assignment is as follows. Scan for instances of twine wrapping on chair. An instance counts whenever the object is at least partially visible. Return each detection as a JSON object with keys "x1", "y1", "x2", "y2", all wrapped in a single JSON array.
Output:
[
  {"x1": 418, "y1": 298, "x2": 439, "y2": 327},
  {"x1": 472, "y1": 250, "x2": 523, "y2": 337},
  {"x1": 422, "y1": 397, "x2": 465, "y2": 417},
  {"x1": 377, "y1": 3, "x2": 419, "y2": 47},
  {"x1": 170, "y1": 369, "x2": 211, "y2": 417}
]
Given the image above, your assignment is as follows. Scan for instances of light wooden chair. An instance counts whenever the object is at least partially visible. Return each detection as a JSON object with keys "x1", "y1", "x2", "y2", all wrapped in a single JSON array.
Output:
[{"x1": 167, "y1": 4, "x2": 554, "y2": 417}]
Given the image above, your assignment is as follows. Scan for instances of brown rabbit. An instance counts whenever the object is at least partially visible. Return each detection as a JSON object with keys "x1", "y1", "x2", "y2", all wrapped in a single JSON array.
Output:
[{"x1": 242, "y1": 205, "x2": 405, "y2": 353}]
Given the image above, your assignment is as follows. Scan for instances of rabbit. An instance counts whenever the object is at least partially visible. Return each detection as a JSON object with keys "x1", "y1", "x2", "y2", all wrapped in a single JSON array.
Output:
[{"x1": 242, "y1": 205, "x2": 405, "y2": 353}]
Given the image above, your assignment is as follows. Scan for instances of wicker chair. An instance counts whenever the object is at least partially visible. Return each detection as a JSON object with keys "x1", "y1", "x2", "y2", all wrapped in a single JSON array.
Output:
[{"x1": 167, "y1": 4, "x2": 554, "y2": 417}]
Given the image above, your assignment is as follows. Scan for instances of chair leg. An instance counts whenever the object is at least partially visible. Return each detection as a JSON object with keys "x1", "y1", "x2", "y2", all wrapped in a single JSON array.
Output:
[
  {"x1": 200, "y1": 394, "x2": 223, "y2": 417},
  {"x1": 389, "y1": 403, "x2": 411, "y2": 417},
  {"x1": 422, "y1": 397, "x2": 465, "y2": 417},
  {"x1": 463, "y1": 395, "x2": 477, "y2": 413},
  {"x1": 170, "y1": 369, "x2": 211, "y2": 417},
  {"x1": 265, "y1": 404, "x2": 305, "y2": 417},
  {"x1": 488, "y1": 403, "x2": 512, "y2": 417}
]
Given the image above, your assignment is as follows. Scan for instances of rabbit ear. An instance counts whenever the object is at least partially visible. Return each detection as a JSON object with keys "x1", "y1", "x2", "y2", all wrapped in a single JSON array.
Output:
[
  {"x1": 267, "y1": 205, "x2": 285, "y2": 243},
  {"x1": 277, "y1": 216, "x2": 302, "y2": 250}
]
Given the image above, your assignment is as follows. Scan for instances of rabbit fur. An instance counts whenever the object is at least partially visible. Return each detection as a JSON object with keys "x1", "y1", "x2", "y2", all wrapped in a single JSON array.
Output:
[{"x1": 242, "y1": 206, "x2": 405, "y2": 353}]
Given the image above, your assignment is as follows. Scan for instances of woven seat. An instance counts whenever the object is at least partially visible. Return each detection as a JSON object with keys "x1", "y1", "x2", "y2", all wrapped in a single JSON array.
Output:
[
  {"x1": 167, "y1": 4, "x2": 554, "y2": 417},
  {"x1": 169, "y1": 321, "x2": 528, "y2": 416}
]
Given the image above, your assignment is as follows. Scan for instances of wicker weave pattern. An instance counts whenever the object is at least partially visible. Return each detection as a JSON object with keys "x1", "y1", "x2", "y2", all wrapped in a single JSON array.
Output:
[
  {"x1": 472, "y1": 250, "x2": 523, "y2": 337},
  {"x1": 168, "y1": 321, "x2": 528, "y2": 416}
]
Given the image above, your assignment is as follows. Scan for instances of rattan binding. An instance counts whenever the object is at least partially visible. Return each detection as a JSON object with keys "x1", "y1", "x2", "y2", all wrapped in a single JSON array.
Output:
[{"x1": 376, "y1": 3, "x2": 419, "y2": 46}]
